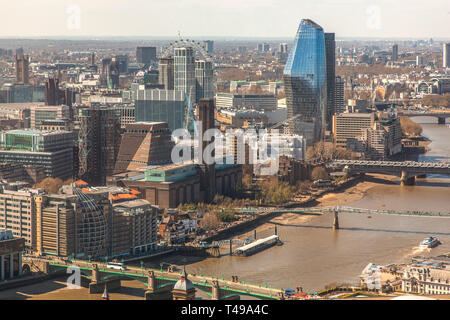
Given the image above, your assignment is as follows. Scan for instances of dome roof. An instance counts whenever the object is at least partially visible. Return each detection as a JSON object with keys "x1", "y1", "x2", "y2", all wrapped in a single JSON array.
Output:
[{"x1": 173, "y1": 266, "x2": 195, "y2": 291}]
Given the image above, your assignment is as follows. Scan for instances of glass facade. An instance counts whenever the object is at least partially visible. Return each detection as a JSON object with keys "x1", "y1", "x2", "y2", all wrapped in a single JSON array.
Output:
[{"x1": 284, "y1": 19, "x2": 327, "y2": 143}]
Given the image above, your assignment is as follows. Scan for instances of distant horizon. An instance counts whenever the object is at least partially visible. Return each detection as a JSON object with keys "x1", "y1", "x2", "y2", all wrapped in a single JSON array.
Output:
[
  {"x1": 1, "y1": 35, "x2": 450, "y2": 42},
  {"x1": 0, "y1": 1, "x2": 449, "y2": 39}
]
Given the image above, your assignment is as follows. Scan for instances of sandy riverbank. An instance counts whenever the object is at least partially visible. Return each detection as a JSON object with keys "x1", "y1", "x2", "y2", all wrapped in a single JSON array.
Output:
[{"x1": 237, "y1": 174, "x2": 398, "y2": 239}]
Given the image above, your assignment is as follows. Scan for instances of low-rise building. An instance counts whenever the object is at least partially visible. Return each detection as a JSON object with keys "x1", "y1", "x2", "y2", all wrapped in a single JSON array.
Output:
[{"x1": 0, "y1": 230, "x2": 25, "y2": 282}]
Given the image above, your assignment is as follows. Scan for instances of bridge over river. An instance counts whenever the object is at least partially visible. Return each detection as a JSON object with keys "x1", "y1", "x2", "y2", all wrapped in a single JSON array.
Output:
[
  {"x1": 22, "y1": 256, "x2": 285, "y2": 300},
  {"x1": 328, "y1": 160, "x2": 450, "y2": 185},
  {"x1": 397, "y1": 111, "x2": 450, "y2": 124}
]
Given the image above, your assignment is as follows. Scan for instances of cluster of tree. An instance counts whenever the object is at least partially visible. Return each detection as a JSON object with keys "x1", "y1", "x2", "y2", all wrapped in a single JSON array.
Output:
[
  {"x1": 199, "y1": 212, "x2": 221, "y2": 231},
  {"x1": 336, "y1": 65, "x2": 415, "y2": 77},
  {"x1": 306, "y1": 142, "x2": 357, "y2": 162},
  {"x1": 421, "y1": 94, "x2": 450, "y2": 108},
  {"x1": 34, "y1": 177, "x2": 72, "y2": 194},
  {"x1": 217, "y1": 68, "x2": 262, "y2": 82},
  {"x1": 311, "y1": 166, "x2": 330, "y2": 181},
  {"x1": 399, "y1": 116, "x2": 423, "y2": 137},
  {"x1": 257, "y1": 179, "x2": 295, "y2": 205}
]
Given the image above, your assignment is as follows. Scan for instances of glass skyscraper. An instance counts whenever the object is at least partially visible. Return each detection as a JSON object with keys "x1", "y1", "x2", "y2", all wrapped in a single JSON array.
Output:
[{"x1": 284, "y1": 19, "x2": 327, "y2": 144}]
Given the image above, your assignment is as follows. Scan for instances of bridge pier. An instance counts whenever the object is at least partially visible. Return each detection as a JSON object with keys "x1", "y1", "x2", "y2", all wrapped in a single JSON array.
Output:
[
  {"x1": 88, "y1": 264, "x2": 121, "y2": 294},
  {"x1": 333, "y1": 210, "x2": 340, "y2": 230},
  {"x1": 438, "y1": 117, "x2": 446, "y2": 125},
  {"x1": 401, "y1": 171, "x2": 415, "y2": 186},
  {"x1": 145, "y1": 271, "x2": 173, "y2": 300},
  {"x1": 416, "y1": 174, "x2": 426, "y2": 179},
  {"x1": 211, "y1": 280, "x2": 240, "y2": 300}
]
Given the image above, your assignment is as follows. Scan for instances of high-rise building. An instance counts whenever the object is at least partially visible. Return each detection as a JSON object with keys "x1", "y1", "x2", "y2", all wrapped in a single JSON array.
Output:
[
  {"x1": 174, "y1": 47, "x2": 196, "y2": 104},
  {"x1": 335, "y1": 76, "x2": 345, "y2": 114},
  {"x1": 78, "y1": 107, "x2": 121, "y2": 185},
  {"x1": 29, "y1": 104, "x2": 72, "y2": 128},
  {"x1": 136, "y1": 47, "x2": 157, "y2": 65},
  {"x1": 15, "y1": 54, "x2": 29, "y2": 84},
  {"x1": 114, "y1": 122, "x2": 173, "y2": 174},
  {"x1": 392, "y1": 44, "x2": 399, "y2": 61},
  {"x1": 416, "y1": 55, "x2": 426, "y2": 67},
  {"x1": 0, "y1": 129, "x2": 74, "y2": 180},
  {"x1": 35, "y1": 187, "x2": 110, "y2": 258},
  {"x1": 134, "y1": 89, "x2": 187, "y2": 132},
  {"x1": 159, "y1": 58, "x2": 174, "y2": 90},
  {"x1": 332, "y1": 113, "x2": 375, "y2": 148},
  {"x1": 115, "y1": 54, "x2": 129, "y2": 74},
  {"x1": 279, "y1": 43, "x2": 289, "y2": 54},
  {"x1": 284, "y1": 19, "x2": 327, "y2": 143},
  {"x1": 443, "y1": 43, "x2": 450, "y2": 68},
  {"x1": 197, "y1": 99, "x2": 216, "y2": 203},
  {"x1": 195, "y1": 60, "x2": 214, "y2": 101},
  {"x1": 325, "y1": 33, "x2": 336, "y2": 129},
  {"x1": 44, "y1": 78, "x2": 73, "y2": 107},
  {"x1": 204, "y1": 40, "x2": 214, "y2": 53}
]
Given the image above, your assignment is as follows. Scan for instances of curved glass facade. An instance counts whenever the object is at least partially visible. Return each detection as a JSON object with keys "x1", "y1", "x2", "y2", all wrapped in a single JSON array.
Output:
[{"x1": 284, "y1": 19, "x2": 327, "y2": 143}]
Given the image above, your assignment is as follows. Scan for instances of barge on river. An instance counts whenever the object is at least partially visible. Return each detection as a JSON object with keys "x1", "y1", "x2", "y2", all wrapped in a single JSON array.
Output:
[{"x1": 233, "y1": 235, "x2": 282, "y2": 257}]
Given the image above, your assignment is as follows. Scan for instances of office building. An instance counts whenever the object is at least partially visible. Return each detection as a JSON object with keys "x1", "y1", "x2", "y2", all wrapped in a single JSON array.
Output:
[
  {"x1": 78, "y1": 107, "x2": 121, "y2": 185},
  {"x1": 215, "y1": 92, "x2": 277, "y2": 111},
  {"x1": 136, "y1": 47, "x2": 157, "y2": 65},
  {"x1": 159, "y1": 58, "x2": 174, "y2": 90},
  {"x1": 204, "y1": 40, "x2": 214, "y2": 53},
  {"x1": 174, "y1": 47, "x2": 196, "y2": 103},
  {"x1": 325, "y1": 33, "x2": 336, "y2": 129},
  {"x1": 134, "y1": 89, "x2": 187, "y2": 132},
  {"x1": 1, "y1": 83, "x2": 45, "y2": 104},
  {"x1": 29, "y1": 104, "x2": 71, "y2": 128},
  {"x1": 392, "y1": 44, "x2": 399, "y2": 61},
  {"x1": 0, "y1": 188, "x2": 43, "y2": 249},
  {"x1": 15, "y1": 54, "x2": 29, "y2": 84},
  {"x1": 333, "y1": 113, "x2": 375, "y2": 148},
  {"x1": 115, "y1": 54, "x2": 129, "y2": 74},
  {"x1": 114, "y1": 122, "x2": 173, "y2": 174},
  {"x1": 195, "y1": 60, "x2": 214, "y2": 100},
  {"x1": 284, "y1": 19, "x2": 327, "y2": 143},
  {"x1": 443, "y1": 43, "x2": 450, "y2": 68},
  {"x1": 111, "y1": 199, "x2": 158, "y2": 256},
  {"x1": 416, "y1": 55, "x2": 426, "y2": 67},
  {"x1": 335, "y1": 76, "x2": 345, "y2": 114},
  {"x1": 0, "y1": 229, "x2": 25, "y2": 282},
  {"x1": 0, "y1": 129, "x2": 74, "y2": 180},
  {"x1": 35, "y1": 187, "x2": 110, "y2": 258}
]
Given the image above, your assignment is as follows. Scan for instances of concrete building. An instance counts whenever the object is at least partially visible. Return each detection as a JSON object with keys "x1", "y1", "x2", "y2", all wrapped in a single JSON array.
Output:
[
  {"x1": 114, "y1": 122, "x2": 173, "y2": 174},
  {"x1": 35, "y1": 187, "x2": 110, "y2": 258},
  {"x1": 195, "y1": 60, "x2": 214, "y2": 101},
  {"x1": 134, "y1": 89, "x2": 187, "y2": 132},
  {"x1": 29, "y1": 104, "x2": 71, "y2": 129},
  {"x1": 392, "y1": 44, "x2": 399, "y2": 61},
  {"x1": 0, "y1": 188, "x2": 43, "y2": 249},
  {"x1": 335, "y1": 76, "x2": 345, "y2": 114},
  {"x1": 0, "y1": 230, "x2": 25, "y2": 282},
  {"x1": 159, "y1": 58, "x2": 174, "y2": 90},
  {"x1": 111, "y1": 199, "x2": 158, "y2": 256},
  {"x1": 174, "y1": 47, "x2": 196, "y2": 104},
  {"x1": 443, "y1": 43, "x2": 450, "y2": 68},
  {"x1": 78, "y1": 107, "x2": 121, "y2": 185},
  {"x1": 325, "y1": 33, "x2": 336, "y2": 129},
  {"x1": 204, "y1": 40, "x2": 214, "y2": 54},
  {"x1": 15, "y1": 54, "x2": 29, "y2": 84},
  {"x1": 215, "y1": 93, "x2": 277, "y2": 112},
  {"x1": 136, "y1": 47, "x2": 157, "y2": 65},
  {"x1": 0, "y1": 129, "x2": 74, "y2": 180},
  {"x1": 333, "y1": 113, "x2": 375, "y2": 148}
]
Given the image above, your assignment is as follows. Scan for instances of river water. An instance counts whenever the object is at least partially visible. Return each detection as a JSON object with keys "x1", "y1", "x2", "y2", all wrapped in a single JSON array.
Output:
[{"x1": 172, "y1": 117, "x2": 450, "y2": 292}]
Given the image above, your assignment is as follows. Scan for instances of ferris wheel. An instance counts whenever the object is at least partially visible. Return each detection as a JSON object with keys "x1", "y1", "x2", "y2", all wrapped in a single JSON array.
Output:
[{"x1": 160, "y1": 38, "x2": 213, "y2": 62}]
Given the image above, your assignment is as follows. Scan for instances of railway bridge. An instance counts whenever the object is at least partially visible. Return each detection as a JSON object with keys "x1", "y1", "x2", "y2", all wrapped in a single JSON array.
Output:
[
  {"x1": 397, "y1": 111, "x2": 450, "y2": 124},
  {"x1": 328, "y1": 160, "x2": 450, "y2": 185},
  {"x1": 21, "y1": 256, "x2": 285, "y2": 300}
]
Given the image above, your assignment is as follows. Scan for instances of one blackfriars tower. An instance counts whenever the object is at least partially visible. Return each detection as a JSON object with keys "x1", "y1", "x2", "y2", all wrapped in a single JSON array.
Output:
[{"x1": 284, "y1": 19, "x2": 327, "y2": 144}]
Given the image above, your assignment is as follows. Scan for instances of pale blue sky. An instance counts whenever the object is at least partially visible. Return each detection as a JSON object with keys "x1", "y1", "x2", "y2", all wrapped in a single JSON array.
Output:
[{"x1": 1, "y1": 0, "x2": 449, "y2": 38}]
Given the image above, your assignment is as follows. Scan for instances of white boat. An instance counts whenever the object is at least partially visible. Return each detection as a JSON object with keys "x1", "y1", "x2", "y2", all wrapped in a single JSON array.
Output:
[{"x1": 419, "y1": 237, "x2": 441, "y2": 249}]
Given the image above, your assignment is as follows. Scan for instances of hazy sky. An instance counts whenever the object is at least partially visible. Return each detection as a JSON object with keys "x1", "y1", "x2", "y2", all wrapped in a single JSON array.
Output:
[{"x1": 1, "y1": 0, "x2": 449, "y2": 39}]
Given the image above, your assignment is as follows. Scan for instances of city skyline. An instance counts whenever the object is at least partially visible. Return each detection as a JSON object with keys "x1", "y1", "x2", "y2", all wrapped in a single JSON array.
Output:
[{"x1": 1, "y1": 0, "x2": 450, "y2": 39}]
